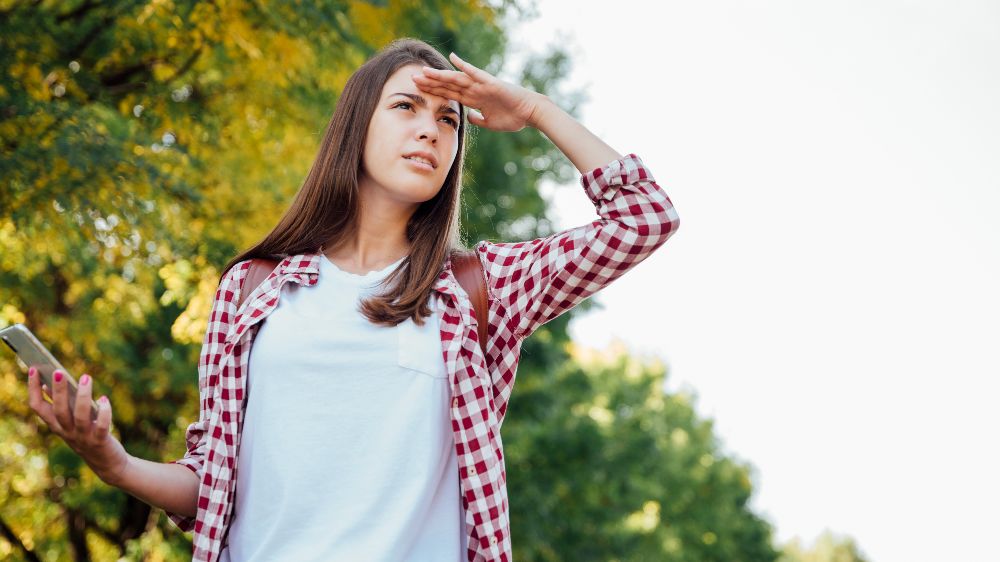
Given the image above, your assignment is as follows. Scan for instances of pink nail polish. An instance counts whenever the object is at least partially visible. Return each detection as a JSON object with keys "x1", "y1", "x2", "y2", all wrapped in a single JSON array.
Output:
[
  {"x1": 54, "y1": 371, "x2": 63, "y2": 383},
  {"x1": 28, "y1": 367, "x2": 35, "y2": 377},
  {"x1": 80, "y1": 374, "x2": 90, "y2": 385}
]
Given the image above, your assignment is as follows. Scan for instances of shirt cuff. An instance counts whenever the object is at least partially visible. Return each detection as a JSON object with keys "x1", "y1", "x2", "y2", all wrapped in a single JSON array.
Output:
[{"x1": 580, "y1": 153, "x2": 655, "y2": 205}]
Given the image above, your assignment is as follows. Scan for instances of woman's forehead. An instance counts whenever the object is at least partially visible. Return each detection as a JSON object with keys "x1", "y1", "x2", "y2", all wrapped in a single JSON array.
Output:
[{"x1": 383, "y1": 64, "x2": 460, "y2": 112}]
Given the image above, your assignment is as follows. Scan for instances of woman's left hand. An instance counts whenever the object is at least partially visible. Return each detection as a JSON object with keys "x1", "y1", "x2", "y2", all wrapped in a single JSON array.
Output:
[{"x1": 411, "y1": 52, "x2": 547, "y2": 132}]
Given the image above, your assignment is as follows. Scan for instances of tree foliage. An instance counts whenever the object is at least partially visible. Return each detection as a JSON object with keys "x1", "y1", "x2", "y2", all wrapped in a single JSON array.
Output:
[
  {"x1": 505, "y1": 341, "x2": 779, "y2": 562},
  {"x1": 2, "y1": 1, "x2": 791, "y2": 560},
  {"x1": 778, "y1": 531, "x2": 871, "y2": 562}
]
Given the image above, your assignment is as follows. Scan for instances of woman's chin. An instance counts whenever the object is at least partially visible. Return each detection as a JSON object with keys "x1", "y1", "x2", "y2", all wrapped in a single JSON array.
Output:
[{"x1": 391, "y1": 183, "x2": 443, "y2": 205}]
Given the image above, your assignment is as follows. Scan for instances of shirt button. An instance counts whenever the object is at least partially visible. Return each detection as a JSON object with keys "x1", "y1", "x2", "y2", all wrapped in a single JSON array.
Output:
[
  {"x1": 491, "y1": 536, "x2": 498, "y2": 545},
  {"x1": 452, "y1": 398, "x2": 458, "y2": 408},
  {"x1": 468, "y1": 467, "x2": 476, "y2": 475}
]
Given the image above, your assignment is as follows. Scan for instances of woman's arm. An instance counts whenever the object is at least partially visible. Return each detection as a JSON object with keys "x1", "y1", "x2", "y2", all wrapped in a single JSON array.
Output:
[
  {"x1": 412, "y1": 51, "x2": 621, "y2": 174},
  {"x1": 477, "y1": 154, "x2": 678, "y2": 420},
  {"x1": 414, "y1": 54, "x2": 680, "y2": 415},
  {"x1": 527, "y1": 95, "x2": 623, "y2": 175},
  {"x1": 26, "y1": 369, "x2": 202, "y2": 519},
  {"x1": 415, "y1": 53, "x2": 680, "y2": 336},
  {"x1": 108, "y1": 456, "x2": 200, "y2": 517},
  {"x1": 477, "y1": 152, "x2": 678, "y2": 340}
]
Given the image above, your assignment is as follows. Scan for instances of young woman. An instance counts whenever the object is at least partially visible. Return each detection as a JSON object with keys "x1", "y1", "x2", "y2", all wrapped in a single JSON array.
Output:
[{"x1": 25, "y1": 38, "x2": 680, "y2": 561}]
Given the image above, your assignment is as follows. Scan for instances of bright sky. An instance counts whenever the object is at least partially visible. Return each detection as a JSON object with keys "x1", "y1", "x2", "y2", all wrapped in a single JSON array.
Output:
[{"x1": 504, "y1": 2, "x2": 1000, "y2": 561}]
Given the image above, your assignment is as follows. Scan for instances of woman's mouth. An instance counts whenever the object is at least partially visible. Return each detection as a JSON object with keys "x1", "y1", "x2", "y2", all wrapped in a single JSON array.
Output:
[{"x1": 403, "y1": 156, "x2": 435, "y2": 172}]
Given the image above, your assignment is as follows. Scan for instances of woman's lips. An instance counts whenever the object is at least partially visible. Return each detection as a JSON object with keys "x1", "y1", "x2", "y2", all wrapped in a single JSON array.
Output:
[{"x1": 403, "y1": 157, "x2": 435, "y2": 172}]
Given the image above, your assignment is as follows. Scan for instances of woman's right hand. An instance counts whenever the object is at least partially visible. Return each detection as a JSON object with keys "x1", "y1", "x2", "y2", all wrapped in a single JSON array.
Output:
[{"x1": 27, "y1": 367, "x2": 131, "y2": 487}]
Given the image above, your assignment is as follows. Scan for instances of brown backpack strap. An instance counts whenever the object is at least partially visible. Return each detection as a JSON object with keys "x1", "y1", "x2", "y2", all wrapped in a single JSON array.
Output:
[
  {"x1": 451, "y1": 249, "x2": 489, "y2": 357},
  {"x1": 237, "y1": 258, "x2": 281, "y2": 311}
]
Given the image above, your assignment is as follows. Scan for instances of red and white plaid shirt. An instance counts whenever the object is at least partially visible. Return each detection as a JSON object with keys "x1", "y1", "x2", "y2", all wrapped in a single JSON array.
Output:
[{"x1": 165, "y1": 153, "x2": 680, "y2": 561}]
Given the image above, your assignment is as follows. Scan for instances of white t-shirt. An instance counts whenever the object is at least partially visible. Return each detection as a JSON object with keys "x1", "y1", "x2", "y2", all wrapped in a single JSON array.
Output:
[{"x1": 219, "y1": 253, "x2": 467, "y2": 561}]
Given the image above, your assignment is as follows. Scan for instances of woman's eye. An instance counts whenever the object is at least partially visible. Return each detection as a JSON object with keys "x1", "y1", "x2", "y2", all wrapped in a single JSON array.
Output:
[{"x1": 394, "y1": 102, "x2": 458, "y2": 128}]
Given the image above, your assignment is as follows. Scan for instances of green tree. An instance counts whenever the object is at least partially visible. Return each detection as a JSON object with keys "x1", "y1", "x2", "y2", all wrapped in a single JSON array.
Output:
[
  {"x1": 778, "y1": 531, "x2": 871, "y2": 562},
  {"x1": 0, "y1": 1, "x2": 569, "y2": 558},
  {"x1": 504, "y1": 341, "x2": 780, "y2": 561},
  {"x1": 1, "y1": 0, "x2": 791, "y2": 560}
]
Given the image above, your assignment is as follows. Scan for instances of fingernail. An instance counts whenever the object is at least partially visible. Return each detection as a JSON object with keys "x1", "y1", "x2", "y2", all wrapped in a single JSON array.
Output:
[
  {"x1": 28, "y1": 367, "x2": 35, "y2": 377},
  {"x1": 54, "y1": 371, "x2": 63, "y2": 383},
  {"x1": 80, "y1": 374, "x2": 90, "y2": 386},
  {"x1": 99, "y1": 396, "x2": 109, "y2": 405}
]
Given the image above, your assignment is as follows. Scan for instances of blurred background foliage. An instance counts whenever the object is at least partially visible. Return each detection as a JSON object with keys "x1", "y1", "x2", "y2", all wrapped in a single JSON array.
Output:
[{"x1": 0, "y1": 0, "x2": 866, "y2": 560}]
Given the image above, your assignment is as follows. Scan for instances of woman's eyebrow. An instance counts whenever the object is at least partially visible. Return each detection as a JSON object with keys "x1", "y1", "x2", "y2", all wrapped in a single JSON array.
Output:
[{"x1": 389, "y1": 92, "x2": 460, "y2": 116}]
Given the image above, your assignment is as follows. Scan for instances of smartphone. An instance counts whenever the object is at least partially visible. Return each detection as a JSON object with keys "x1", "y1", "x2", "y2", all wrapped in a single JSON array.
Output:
[{"x1": 1, "y1": 323, "x2": 100, "y2": 423}]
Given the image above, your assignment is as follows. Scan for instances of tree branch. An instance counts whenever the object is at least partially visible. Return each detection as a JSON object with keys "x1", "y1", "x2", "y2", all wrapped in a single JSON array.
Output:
[
  {"x1": 65, "y1": 507, "x2": 89, "y2": 562},
  {"x1": 60, "y1": 1, "x2": 141, "y2": 61},
  {"x1": 163, "y1": 43, "x2": 205, "y2": 84},
  {"x1": 0, "y1": 515, "x2": 42, "y2": 562},
  {"x1": 55, "y1": 0, "x2": 98, "y2": 23}
]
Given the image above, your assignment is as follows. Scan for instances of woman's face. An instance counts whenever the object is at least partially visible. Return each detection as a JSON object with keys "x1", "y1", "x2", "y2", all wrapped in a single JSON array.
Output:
[{"x1": 359, "y1": 63, "x2": 461, "y2": 209}]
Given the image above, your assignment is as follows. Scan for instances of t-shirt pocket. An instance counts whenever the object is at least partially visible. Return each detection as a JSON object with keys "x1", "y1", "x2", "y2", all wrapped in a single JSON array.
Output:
[{"x1": 396, "y1": 315, "x2": 447, "y2": 380}]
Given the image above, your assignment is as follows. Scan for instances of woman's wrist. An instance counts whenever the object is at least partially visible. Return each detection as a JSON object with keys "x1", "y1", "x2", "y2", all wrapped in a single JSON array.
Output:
[
  {"x1": 527, "y1": 93, "x2": 555, "y2": 130},
  {"x1": 98, "y1": 451, "x2": 133, "y2": 488},
  {"x1": 527, "y1": 94, "x2": 622, "y2": 174}
]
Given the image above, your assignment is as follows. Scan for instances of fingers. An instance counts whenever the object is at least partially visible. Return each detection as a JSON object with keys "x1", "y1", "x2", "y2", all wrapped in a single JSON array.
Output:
[
  {"x1": 411, "y1": 77, "x2": 486, "y2": 127},
  {"x1": 51, "y1": 369, "x2": 73, "y2": 432},
  {"x1": 448, "y1": 52, "x2": 491, "y2": 81},
  {"x1": 27, "y1": 367, "x2": 64, "y2": 434},
  {"x1": 93, "y1": 395, "x2": 113, "y2": 441},
  {"x1": 411, "y1": 80, "x2": 472, "y2": 108},
  {"x1": 420, "y1": 66, "x2": 475, "y2": 89},
  {"x1": 74, "y1": 374, "x2": 94, "y2": 430},
  {"x1": 468, "y1": 109, "x2": 487, "y2": 127},
  {"x1": 411, "y1": 74, "x2": 466, "y2": 101}
]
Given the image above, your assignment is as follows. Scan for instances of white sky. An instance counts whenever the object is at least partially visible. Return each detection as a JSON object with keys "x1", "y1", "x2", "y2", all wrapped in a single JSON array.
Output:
[{"x1": 504, "y1": 2, "x2": 1000, "y2": 561}]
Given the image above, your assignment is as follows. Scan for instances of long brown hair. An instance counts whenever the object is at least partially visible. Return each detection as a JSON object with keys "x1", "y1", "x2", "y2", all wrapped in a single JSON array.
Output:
[{"x1": 221, "y1": 38, "x2": 469, "y2": 327}]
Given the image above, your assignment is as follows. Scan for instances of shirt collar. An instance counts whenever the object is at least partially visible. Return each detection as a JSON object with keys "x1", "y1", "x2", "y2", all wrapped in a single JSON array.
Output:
[{"x1": 277, "y1": 250, "x2": 459, "y2": 297}]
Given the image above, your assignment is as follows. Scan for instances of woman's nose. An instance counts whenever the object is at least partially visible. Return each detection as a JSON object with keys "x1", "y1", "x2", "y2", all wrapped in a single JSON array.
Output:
[{"x1": 416, "y1": 115, "x2": 439, "y2": 141}]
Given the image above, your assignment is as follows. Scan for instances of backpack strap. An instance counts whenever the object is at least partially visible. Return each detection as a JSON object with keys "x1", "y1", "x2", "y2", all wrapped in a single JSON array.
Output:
[
  {"x1": 237, "y1": 258, "x2": 281, "y2": 311},
  {"x1": 235, "y1": 251, "x2": 489, "y2": 356},
  {"x1": 450, "y1": 249, "x2": 489, "y2": 357}
]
